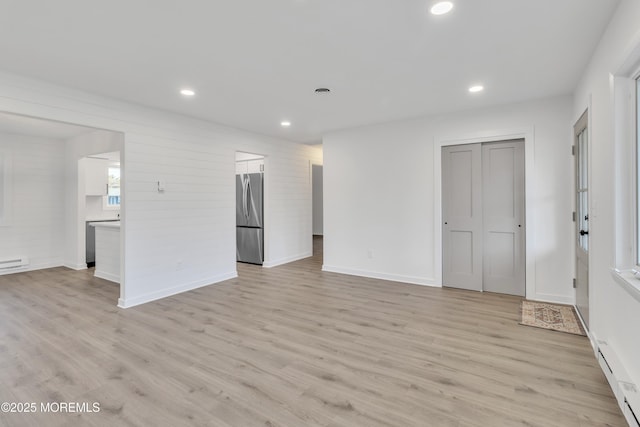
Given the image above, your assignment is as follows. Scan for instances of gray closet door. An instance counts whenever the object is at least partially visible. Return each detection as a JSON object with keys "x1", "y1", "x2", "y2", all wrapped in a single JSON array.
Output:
[
  {"x1": 482, "y1": 140, "x2": 525, "y2": 296},
  {"x1": 442, "y1": 144, "x2": 483, "y2": 291}
]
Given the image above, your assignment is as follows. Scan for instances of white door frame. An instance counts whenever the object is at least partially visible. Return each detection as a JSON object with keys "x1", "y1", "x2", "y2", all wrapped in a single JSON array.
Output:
[{"x1": 434, "y1": 127, "x2": 536, "y2": 300}]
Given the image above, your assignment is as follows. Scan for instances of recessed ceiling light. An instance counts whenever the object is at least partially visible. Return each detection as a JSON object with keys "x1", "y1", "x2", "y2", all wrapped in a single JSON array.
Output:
[
  {"x1": 180, "y1": 89, "x2": 195, "y2": 96},
  {"x1": 315, "y1": 88, "x2": 331, "y2": 93},
  {"x1": 281, "y1": 121, "x2": 291, "y2": 127},
  {"x1": 430, "y1": 1, "x2": 453, "y2": 15},
  {"x1": 468, "y1": 85, "x2": 484, "y2": 93}
]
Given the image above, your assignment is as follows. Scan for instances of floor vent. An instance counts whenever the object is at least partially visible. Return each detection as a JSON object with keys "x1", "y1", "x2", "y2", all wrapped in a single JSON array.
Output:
[
  {"x1": 598, "y1": 341, "x2": 639, "y2": 427},
  {"x1": 0, "y1": 257, "x2": 29, "y2": 270}
]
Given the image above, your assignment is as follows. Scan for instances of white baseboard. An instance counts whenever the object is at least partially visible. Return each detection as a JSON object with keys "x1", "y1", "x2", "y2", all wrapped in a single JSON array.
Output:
[
  {"x1": 64, "y1": 263, "x2": 88, "y2": 271},
  {"x1": 572, "y1": 304, "x2": 595, "y2": 346},
  {"x1": 528, "y1": 292, "x2": 575, "y2": 305},
  {"x1": 117, "y1": 271, "x2": 238, "y2": 309},
  {"x1": 322, "y1": 265, "x2": 438, "y2": 287},
  {"x1": 94, "y1": 270, "x2": 120, "y2": 284},
  {"x1": 263, "y1": 252, "x2": 312, "y2": 268},
  {"x1": 589, "y1": 331, "x2": 599, "y2": 355}
]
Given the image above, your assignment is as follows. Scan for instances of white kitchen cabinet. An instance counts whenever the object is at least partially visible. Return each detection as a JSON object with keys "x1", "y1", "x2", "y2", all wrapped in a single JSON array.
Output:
[
  {"x1": 236, "y1": 159, "x2": 264, "y2": 174},
  {"x1": 236, "y1": 161, "x2": 248, "y2": 175},
  {"x1": 236, "y1": 159, "x2": 264, "y2": 175},
  {"x1": 247, "y1": 159, "x2": 264, "y2": 173},
  {"x1": 84, "y1": 157, "x2": 108, "y2": 196}
]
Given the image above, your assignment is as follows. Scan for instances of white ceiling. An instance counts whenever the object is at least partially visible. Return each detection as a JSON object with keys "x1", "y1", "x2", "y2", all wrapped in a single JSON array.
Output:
[
  {"x1": 0, "y1": 0, "x2": 619, "y2": 143},
  {"x1": 0, "y1": 112, "x2": 97, "y2": 139}
]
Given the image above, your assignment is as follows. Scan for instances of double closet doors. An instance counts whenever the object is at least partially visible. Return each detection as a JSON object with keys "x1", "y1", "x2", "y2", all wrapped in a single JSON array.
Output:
[{"x1": 442, "y1": 140, "x2": 525, "y2": 296}]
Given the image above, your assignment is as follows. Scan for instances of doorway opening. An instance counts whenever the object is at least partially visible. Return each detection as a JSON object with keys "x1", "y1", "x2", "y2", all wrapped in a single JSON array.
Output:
[
  {"x1": 442, "y1": 139, "x2": 526, "y2": 296},
  {"x1": 0, "y1": 111, "x2": 124, "y2": 303},
  {"x1": 236, "y1": 151, "x2": 265, "y2": 265},
  {"x1": 81, "y1": 150, "x2": 121, "y2": 275},
  {"x1": 312, "y1": 164, "x2": 323, "y2": 258}
]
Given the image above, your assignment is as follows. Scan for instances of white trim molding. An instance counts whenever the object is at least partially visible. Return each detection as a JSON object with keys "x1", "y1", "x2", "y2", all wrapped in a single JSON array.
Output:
[
  {"x1": 611, "y1": 268, "x2": 640, "y2": 304},
  {"x1": 117, "y1": 271, "x2": 237, "y2": 309},
  {"x1": 322, "y1": 264, "x2": 438, "y2": 288},
  {"x1": 264, "y1": 252, "x2": 312, "y2": 268},
  {"x1": 529, "y1": 292, "x2": 575, "y2": 306},
  {"x1": 94, "y1": 270, "x2": 120, "y2": 284},
  {"x1": 64, "y1": 262, "x2": 88, "y2": 271}
]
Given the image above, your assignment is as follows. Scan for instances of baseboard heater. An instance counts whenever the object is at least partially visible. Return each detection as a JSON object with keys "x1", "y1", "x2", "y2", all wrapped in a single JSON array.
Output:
[
  {"x1": 597, "y1": 341, "x2": 640, "y2": 427},
  {"x1": 624, "y1": 393, "x2": 640, "y2": 427},
  {"x1": 0, "y1": 257, "x2": 29, "y2": 270}
]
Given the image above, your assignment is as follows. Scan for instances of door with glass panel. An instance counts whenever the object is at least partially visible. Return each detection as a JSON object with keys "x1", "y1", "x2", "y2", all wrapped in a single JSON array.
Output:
[{"x1": 574, "y1": 110, "x2": 589, "y2": 328}]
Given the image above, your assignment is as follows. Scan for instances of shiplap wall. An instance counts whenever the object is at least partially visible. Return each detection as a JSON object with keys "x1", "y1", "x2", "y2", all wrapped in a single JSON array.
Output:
[
  {"x1": 0, "y1": 71, "x2": 321, "y2": 307},
  {"x1": 122, "y1": 132, "x2": 236, "y2": 305},
  {"x1": 0, "y1": 132, "x2": 65, "y2": 273},
  {"x1": 263, "y1": 147, "x2": 319, "y2": 267}
]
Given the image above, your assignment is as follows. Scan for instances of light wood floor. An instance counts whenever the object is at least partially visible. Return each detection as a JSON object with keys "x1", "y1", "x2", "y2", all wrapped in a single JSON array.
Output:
[{"x1": 0, "y1": 237, "x2": 625, "y2": 426}]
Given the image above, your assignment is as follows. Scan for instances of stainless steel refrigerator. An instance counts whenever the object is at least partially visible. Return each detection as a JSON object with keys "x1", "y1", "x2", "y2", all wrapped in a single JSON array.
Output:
[{"x1": 236, "y1": 172, "x2": 263, "y2": 264}]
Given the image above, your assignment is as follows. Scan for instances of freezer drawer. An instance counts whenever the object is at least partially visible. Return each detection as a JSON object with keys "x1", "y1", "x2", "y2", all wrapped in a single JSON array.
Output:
[{"x1": 236, "y1": 227, "x2": 263, "y2": 265}]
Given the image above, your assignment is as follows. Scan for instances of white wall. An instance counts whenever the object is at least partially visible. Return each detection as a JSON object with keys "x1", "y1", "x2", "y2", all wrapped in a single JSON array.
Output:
[
  {"x1": 572, "y1": 0, "x2": 640, "y2": 387},
  {"x1": 323, "y1": 95, "x2": 573, "y2": 303},
  {"x1": 85, "y1": 196, "x2": 118, "y2": 221},
  {"x1": 0, "y1": 151, "x2": 6, "y2": 223},
  {"x1": 0, "y1": 71, "x2": 321, "y2": 308},
  {"x1": 0, "y1": 132, "x2": 66, "y2": 273}
]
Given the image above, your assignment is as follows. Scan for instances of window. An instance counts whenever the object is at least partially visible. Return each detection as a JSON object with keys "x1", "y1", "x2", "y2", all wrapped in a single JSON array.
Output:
[
  {"x1": 107, "y1": 167, "x2": 120, "y2": 207},
  {"x1": 611, "y1": 50, "x2": 640, "y2": 299}
]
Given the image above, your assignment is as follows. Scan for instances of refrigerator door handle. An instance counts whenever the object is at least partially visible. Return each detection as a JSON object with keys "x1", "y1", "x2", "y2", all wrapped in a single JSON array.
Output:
[
  {"x1": 242, "y1": 175, "x2": 248, "y2": 220},
  {"x1": 245, "y1": 178, "x2": 252, "y2": 222}
]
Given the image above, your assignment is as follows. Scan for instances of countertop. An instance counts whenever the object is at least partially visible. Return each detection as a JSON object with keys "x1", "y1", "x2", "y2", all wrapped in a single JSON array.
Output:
[{"x1": 89, "y1": 221, "x2": 120, "y2": 229}]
